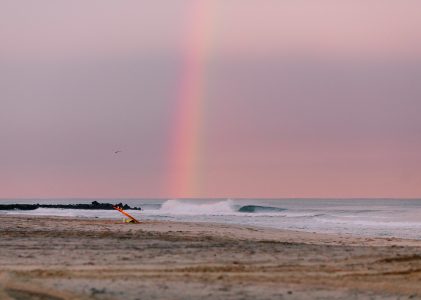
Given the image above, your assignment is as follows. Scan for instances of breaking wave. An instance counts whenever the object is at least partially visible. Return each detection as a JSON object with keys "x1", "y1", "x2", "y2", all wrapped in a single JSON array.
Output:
[
  {"x1": 159, "y1": 199, "x2": 235, "y2": 215},
  {"x1": 158, "y1": 199, "x2": 286, "y2": 215},
  {"x1": 238, "y1": 205, "x2": 287, "y2": 213}
]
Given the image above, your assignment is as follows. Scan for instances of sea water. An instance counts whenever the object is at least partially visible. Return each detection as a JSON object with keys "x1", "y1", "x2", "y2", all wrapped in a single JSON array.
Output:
[{"x1": 1, "y1": 198, "x2": 421, "y2": 240}]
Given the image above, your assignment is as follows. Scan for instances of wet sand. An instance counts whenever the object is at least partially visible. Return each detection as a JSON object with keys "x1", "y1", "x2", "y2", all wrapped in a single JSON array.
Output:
[{"x1": 1, "y1": 215, "x2": 421, "y2": 300}]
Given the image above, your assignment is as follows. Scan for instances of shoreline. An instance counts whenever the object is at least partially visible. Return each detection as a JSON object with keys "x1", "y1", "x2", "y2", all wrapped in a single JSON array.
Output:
[
  {"x1": 3, "y1": 213, "x2": 421, "y2": 246},
  {"x1": 1, "y1": 215, "x2": 421, "y2": 299}
]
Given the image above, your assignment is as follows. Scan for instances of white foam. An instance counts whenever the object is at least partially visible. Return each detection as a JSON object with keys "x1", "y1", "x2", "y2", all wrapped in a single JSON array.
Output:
[
  {"x1": 159, "y1": 199, "x2": 236, "y2": 215},
  {"x1": 4, "y1": 208, "x2": 141, "y2": 220}
]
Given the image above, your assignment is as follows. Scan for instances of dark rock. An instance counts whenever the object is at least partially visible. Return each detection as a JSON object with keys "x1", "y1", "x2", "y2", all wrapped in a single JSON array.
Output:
[{"x1": 0, "y1": 202, "x2": 142, "y2": 211}]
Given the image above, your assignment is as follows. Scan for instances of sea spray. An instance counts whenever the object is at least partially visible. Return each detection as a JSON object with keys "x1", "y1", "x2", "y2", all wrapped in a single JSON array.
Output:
[{"x1": 159, "y1": 199, "x2": 236, "y2": 215}]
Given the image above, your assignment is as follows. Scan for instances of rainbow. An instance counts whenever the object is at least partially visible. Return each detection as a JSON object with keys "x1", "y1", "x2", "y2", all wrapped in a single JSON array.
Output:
[{"x1": 168, "y1": 1, "x2": 215, "y2": 198}]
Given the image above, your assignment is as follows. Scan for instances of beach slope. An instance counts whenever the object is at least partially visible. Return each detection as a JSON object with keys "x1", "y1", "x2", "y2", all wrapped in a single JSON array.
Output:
[{"x1": 1, "y1": 215, "x2": 421, "y2": 299}]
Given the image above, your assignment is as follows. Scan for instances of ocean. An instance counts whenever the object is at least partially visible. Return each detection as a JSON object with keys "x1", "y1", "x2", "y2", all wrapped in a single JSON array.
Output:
[{"x1": 1, "y1": 198, "x2": 421, "y2": 240}]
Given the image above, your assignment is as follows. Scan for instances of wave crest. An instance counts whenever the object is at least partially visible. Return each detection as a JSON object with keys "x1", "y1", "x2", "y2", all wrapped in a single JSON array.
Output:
[
  {"x1": 238, "y1": 205, "x2": 287, "y2": 213},
  {"x1": 159, "y1": 200, "x2": 287, "y2": 215}
]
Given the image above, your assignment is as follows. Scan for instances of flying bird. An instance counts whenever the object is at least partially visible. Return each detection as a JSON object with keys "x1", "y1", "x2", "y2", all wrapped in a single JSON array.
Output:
[{"x1": 114, "y1": 150, "x2": 122, "y2": 154}]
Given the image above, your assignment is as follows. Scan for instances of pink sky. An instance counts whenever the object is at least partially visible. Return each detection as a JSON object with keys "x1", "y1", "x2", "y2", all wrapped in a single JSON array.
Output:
[{"x1": 1, "y1": 0, "x2": 421, "y2": 198}]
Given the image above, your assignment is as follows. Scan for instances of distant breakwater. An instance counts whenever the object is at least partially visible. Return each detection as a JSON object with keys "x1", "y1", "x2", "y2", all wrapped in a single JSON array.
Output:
[{"x1": 0, "y1": 201, "x2": 141, "y2": 211}]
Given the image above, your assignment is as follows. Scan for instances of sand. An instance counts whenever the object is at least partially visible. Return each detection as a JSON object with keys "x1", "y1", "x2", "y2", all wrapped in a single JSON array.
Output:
[{"x1": 1, "y1": 215, "x2": 421, "y2": 300}]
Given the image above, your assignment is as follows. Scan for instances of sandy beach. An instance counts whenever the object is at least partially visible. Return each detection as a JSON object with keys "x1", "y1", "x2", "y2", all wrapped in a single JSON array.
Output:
[{"x1": 1, "y1": 215, "x2": 420, "y2": 300}]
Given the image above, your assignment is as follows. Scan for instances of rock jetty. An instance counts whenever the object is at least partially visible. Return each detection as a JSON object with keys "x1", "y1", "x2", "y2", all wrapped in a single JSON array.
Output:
[{"x1": 0, "y1": 201, "x2": 141, "y2": 211}]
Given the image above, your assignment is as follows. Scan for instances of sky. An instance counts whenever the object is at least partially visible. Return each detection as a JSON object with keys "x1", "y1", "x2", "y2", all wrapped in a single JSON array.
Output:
[{"x1": 1, "y1": 0, "x2": 421, "y2": 198}]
